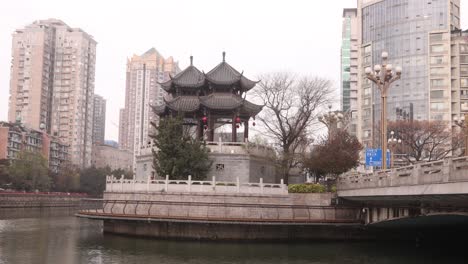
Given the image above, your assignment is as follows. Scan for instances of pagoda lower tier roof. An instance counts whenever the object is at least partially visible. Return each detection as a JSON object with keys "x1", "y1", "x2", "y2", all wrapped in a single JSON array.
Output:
[{"x1": 153, "y1": 93, "x2": 263, "y2": 116}]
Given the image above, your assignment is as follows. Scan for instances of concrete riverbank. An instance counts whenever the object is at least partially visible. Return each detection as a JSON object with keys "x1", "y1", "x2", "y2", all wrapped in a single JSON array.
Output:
[{"x1": 0, "y1": 192, "x2": 86, "y2": 208}]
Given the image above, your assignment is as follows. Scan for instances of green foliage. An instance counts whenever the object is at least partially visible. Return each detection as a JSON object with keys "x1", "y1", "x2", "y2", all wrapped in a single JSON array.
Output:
[
  {"x1": 151, "y1": 116, "x2": 212, "y2": 180},
  {"x1": 51, "y1": 161, "x2": 80, "y2": 192},
  {"x1": 111, "y1": 168, "x2": 133, "y2": 179},
  {"x1": 288, "y1": 183, "x2": 326, "y2": 193},
  {"x1": 0, "y1": 159, "x2": 10, "y2": 187},
  {"x1": 79, "y1": 166, "x2": 110, "y2": 197},
  {"x1": 8, "y1": 150, "x2": 51, "y2": 191}
]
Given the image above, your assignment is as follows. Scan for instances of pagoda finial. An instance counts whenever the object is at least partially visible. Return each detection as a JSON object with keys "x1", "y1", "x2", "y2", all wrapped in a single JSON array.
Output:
[
  {"x1": 222, "y1": 51, "x2": 226, "y2": 62},
  {"x1": 190, "y1": 55, "x2": 193, "y2": 66}
]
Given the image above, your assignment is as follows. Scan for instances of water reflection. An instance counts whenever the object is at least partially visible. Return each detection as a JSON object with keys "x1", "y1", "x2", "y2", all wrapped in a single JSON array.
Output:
[{"x1": 0, "y1": 210, "x2": 466, "y2": 264}]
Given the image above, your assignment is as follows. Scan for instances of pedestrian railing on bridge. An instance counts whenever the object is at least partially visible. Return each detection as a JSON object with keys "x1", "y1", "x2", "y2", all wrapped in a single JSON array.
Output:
[{"x1": 338, "y1": 156, "x2": 468, "y2": 190}]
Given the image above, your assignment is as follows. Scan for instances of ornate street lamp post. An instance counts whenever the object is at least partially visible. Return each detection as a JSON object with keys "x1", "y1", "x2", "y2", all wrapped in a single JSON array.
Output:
[
  {"x1": 454, "y1": 114, "x2": 468, "y2": 156},
  {"x1": 387, "y1": 130, "x2": 401, "y2": 168},
  {"x1": 318, "y1": 105, "x2": 344, "y2": 139},
  {"x1": 365, "y1": 52, "x2": 402, "y2": 170}
]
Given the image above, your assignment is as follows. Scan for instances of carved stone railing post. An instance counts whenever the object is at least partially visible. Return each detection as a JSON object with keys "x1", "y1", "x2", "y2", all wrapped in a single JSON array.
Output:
[
  {"x1": 236, "y1": 177, "x2": 240, "y2": 193},
  {"x1": 260, "y1": 178, "x2": 264, "y2": 194},
  {"x1": 212, "y1": 176, "x2": 216, "y2": 191},
  {"x1": 120, "y1": 175, "x2": 124, "y2": 192},
  {"x1": 188, "y1": 175, "x2": 192, "y2": 193},
  {"x1": 146, "y1": 174, "x2": 151, "y2": 192},
  {"x1": 165, "y1": 175, "x2": 169, "y2": 192},
  {"x1": 443, "y1": 158, "x2": 451, "y2": 182}
]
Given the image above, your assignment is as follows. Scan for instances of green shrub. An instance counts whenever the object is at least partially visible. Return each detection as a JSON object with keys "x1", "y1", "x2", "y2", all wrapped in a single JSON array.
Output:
[
  {"x1": 331, "y1": 185, "x2": 337, "y2": 193},
  {"x1": 288, "y1": 183, "x2": 326, "y2": 193}
]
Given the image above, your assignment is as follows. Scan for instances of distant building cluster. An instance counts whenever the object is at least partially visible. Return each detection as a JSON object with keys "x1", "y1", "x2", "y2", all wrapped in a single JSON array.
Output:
[
  {"x1": 341, "y1": 0, "x2": 465, "y2": 147},
  {"x1": 0, "y1": 121, "x2": 68, "y2": 173}
]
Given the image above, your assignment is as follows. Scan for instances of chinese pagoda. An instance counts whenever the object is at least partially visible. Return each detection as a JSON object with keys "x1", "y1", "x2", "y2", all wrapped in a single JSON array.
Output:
[{"x1": 155, "y1": 52, "x2": 263, "y2": 142}]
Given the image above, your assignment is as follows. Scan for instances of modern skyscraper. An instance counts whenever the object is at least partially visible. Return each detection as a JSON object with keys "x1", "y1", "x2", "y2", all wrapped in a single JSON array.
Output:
[
  {"x1": 8, "y1": 19, "x2": 97, "y2": 167},
  {"x1": 118, "y1": 48, "x2": 180, "y2": 169},
  {"x1": 355, "y1": 0, "x2": 461, "y2": 148},
  {"x1": 341, "y1": 8, "x2": 359, "y2": 137},
  {"x1": 92, "y1": 94, "x2": 106, "y2": 144}
]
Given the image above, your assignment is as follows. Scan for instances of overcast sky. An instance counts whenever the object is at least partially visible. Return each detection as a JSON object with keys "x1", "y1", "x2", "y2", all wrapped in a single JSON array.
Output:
[{"x1": 1, "y1": 0, "x2": 467, "y2": 141}]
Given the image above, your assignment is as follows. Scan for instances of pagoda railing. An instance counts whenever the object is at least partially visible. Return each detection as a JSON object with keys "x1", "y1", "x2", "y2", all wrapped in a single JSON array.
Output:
[
  {"x1": 106, "y1": 175, "x2": 288, "y2": 195},
  {"x1": 205, "y1": 141, "x2": 275, "y2": 157}
]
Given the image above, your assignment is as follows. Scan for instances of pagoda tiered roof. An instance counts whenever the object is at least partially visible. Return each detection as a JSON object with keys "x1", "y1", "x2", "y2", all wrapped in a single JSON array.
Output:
[
  {"x1": 160, "y1": 53, "x2": 258, "y2": 92},
  {"x1": 155, "y1": 53, "x2": 262, "y2": 117}
]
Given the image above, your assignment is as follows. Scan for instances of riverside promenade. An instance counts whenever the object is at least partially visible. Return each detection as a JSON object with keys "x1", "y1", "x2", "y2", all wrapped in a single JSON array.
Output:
[{"x1": 77, "y1": 176, "x2": 366, "y2": 241}]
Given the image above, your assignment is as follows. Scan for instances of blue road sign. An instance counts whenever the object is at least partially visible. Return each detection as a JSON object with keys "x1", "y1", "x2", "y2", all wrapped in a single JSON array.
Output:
[{"x1": 365, "y1": 148, "x2": 390, "y2": 167}]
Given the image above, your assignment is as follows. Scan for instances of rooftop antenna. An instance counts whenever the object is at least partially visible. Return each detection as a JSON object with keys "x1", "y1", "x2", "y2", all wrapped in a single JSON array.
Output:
[
  {"x1": 190, "y1": 55, "x2": 193, "y2": 66},
  {"x1": 222, "y1": 51, "x2": 226, "y2": 62}
]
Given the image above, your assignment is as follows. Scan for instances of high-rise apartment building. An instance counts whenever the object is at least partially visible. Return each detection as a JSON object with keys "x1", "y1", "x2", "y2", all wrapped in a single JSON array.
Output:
[
  {"x1": 92, "y1": 94, "x2": 106, "y2": 144},
  {"x1": 355, "y1": 0, "x2": 461, "y2": 148},
  {"x1": 8, "y1": 19, "x2": 97, "y2": 167},
  {"x1": 341, "y1": 8, "x2": 359, "y2": 137},
  {"x1": 118, "y1": 48, "x2": 180, "y2": 169}
]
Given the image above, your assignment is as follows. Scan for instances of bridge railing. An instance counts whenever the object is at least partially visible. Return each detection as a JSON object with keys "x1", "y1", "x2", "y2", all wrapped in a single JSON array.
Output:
[
  {"x1": 105, "y1": 175, "x2": 288, "y2": 195},
  {"x1": 338, "y1": 156, "x2": 468, "y2": 190}
]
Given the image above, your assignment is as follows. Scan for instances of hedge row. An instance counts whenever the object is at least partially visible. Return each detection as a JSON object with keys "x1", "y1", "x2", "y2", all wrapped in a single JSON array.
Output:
[{"x1": 288, "y1": 184, "x2": 327, "y2": 193}]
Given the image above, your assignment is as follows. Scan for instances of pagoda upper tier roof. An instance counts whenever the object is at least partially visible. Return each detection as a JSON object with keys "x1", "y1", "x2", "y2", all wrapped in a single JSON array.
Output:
[
  {"x1": 154, "y1": 93, "x2": 263, "y2": 116},
  {"x1": 160, "y1": 54, "x2": 258, "y2": 92},
  {"x1": 160, "y1": 65, "x2": 205, "y2": 91}
]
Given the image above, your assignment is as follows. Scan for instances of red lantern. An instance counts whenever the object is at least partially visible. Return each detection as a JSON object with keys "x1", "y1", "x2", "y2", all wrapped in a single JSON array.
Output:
[
  {"x1": 204, "y1": 125, "x2": 207, "y2": 130},
  {"x1": 236, "y1": 124, "x2": 240, "y2": 129},
  {"x1": 235, "y1": 117, "x2": 241, "y2": 123},
  {"x1": 202, "y1": 116, "x2": 207, "y2": 123},
  {"x1": 253, "y1": 121, "x2": 256, "y2": 126}
]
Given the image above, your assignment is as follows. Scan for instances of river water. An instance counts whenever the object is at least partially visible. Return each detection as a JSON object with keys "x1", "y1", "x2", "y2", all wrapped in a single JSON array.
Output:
[{"x1": 0, "y1": 208, "x2": 465, "y2": 264}]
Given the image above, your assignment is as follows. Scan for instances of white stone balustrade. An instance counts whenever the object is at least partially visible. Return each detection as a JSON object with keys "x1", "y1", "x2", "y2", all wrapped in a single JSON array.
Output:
[
  {"x1": 338, "y1": 156, "x2": 468, "y2": 192},
  {"x1": 106, "y1": 175, "x2": 288, "y2": 195}
]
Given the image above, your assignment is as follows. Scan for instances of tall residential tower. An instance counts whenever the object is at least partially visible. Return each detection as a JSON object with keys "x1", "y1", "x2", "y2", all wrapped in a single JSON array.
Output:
[
  {"x1": 8, "y1": 19, "x2": 97, "y2": 167},
  {"x1": 118, "y1": 48, "x2": 180, "y2": 169},
  {"x1": 92, "y1": 94, "x2": 106, "y2": 145},
  {"x1": 341, "y1": 8, "x2": 359, "y2": 137}
]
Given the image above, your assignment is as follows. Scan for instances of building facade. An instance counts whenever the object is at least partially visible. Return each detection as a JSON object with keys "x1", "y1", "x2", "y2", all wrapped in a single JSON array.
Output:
[
  {"x1": 356, "y1": 0, "x2": 461, "y2": 148},
  {"x1": 91, "y1": 144, "x2": 132, "y2": 172},
  {"x1": 0, "y1": 121, "x2": 69, "y2": 173},
  {"x1": 450, "y1": 30, "x2": 468, "y2": 134},
  {"x1": 8, "y1": 19, "x2": 97, "y2": 167},
  {"x1": 341, "y1": 8, "x2": 360, "y2": 137},
  {"x1": 118, "y1": 48, "x2": 180, "y2": 170},
  {"x1": 92, "y1": 94, "x2": 106, "y2": 144}
]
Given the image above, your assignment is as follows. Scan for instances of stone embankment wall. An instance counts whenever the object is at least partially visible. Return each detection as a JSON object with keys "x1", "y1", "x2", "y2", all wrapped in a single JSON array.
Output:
[
  {"x1": 79, "y1": 192, "x2": 365, "y2": 240},
  {"x1": 100, "y1": 192, "x2": 356, "y2": 222},
  {"x1": 0, "y1": 193, "x2": 84, "y2": 208}
]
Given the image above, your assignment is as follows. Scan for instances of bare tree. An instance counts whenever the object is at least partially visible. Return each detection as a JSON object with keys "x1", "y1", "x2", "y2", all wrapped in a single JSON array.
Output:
[
  {"x1": 253, "y1": 73, "x2": 332, "y2": 183},
  {"x1": 388, "y1": 120, "x2": 462, "y2": 164}
]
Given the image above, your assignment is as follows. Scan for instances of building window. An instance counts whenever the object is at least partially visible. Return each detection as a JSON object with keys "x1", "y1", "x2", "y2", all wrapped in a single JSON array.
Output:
[
  {"x1": 430, "y1": 45, "x2": 445, "y2": 53},
  {"x1": 430, "y1": 90, "x2": 444, "y2": 99},
  {"x1": 461, "y1": 78, "x2": 468, "y2": 87},
  {"x1": 215, "y1": 164, "x2": 224, "y2": 171},
  {"x1": 431, "y1": 79, "x2": 446, "y2": 87},
  {"x1": 430, "y1": 56, "x2": 446, "y2": 65}
]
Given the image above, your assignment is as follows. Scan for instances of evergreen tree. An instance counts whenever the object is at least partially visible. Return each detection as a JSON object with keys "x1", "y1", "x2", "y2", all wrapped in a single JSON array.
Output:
[{"x1": 151, "y1": 116, "x2": 211, "y2": 180}]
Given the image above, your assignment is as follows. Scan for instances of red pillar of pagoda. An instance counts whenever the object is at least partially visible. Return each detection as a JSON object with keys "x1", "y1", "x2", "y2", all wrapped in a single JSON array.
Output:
[{"x1": 232, "y1": 114, "x2": 237, "y2": 142}]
